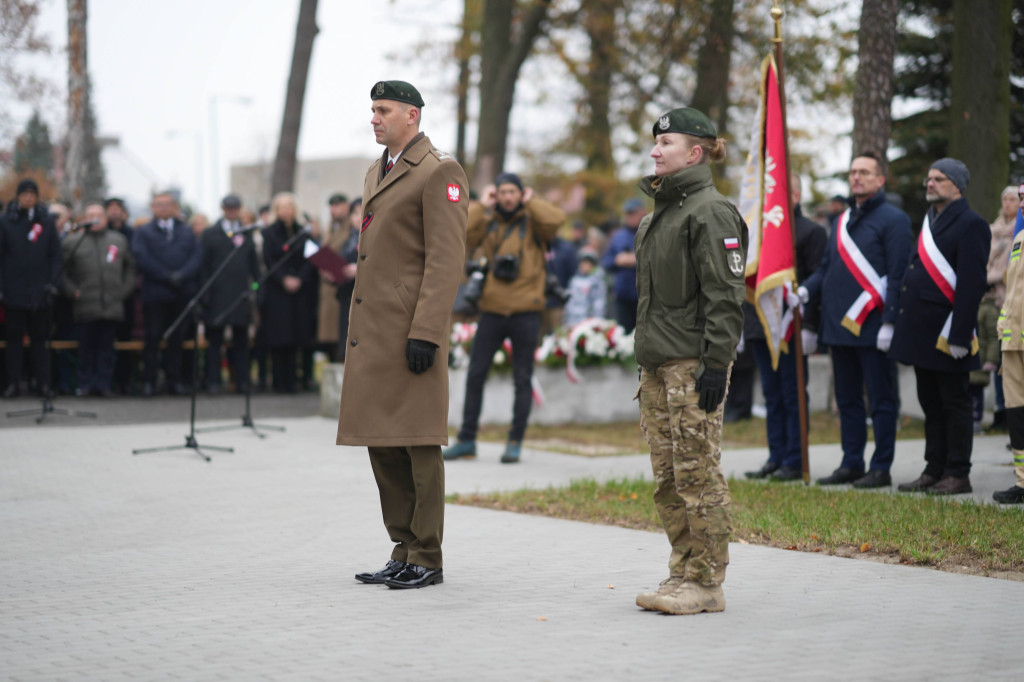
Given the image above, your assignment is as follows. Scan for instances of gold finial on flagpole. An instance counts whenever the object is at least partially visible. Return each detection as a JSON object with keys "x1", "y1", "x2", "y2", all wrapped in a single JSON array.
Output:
[{"x1": 771, "y1": 0, "x2": 783, "y2": 44}]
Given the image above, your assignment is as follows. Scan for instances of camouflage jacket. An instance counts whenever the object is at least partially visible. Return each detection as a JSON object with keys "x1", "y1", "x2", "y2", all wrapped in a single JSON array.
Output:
[{"x1": 633, "y1": 163, "x2": 747, "y2": 373}]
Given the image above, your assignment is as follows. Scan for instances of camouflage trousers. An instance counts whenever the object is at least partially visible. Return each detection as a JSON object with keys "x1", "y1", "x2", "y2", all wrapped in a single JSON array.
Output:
[{"x1": 638, "y1": 358, "x2": 732, "y2": 586}]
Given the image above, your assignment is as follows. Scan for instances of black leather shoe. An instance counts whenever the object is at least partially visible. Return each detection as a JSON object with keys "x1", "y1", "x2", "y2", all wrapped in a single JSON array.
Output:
[
  {"x1": 354, "y1": 559, "x2": 407, "y2": 584},
  {"x1": 928, "y1": 476, "x2": 972, "y2": 495},
  {"x1": 384, "y1": 564, "x2": 443, "y2": 589},
  {"x1": 852, "y1": 470, "x2": 891, "y2": 488},
  {"x1": 993, "y1": 485, "x2": 1024, "y2": 504},
  {"x1": 745, "y1": 460, "x2": 780, "y2": 479},
  {"x1": 2, "y1": 384, "x2": 19, "y2": 399},
  {"x1": 897, "y1": 472, "x2": 940, "y2": 492},
  {"x1": 142, "y1": 382, "x2": 156, "y2": 397},
  {"x1": 816, "y1": 467, "x2": 861, "y2": 486},
  {"x1": 770, "y1": 466, "x2": 803, "y2": 481}
]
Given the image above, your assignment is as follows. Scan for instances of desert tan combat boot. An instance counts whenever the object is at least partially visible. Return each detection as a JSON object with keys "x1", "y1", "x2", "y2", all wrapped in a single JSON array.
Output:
[
  {"x1": 635, "y1": 576, "x2": 686, "y2": 611},
  {"x1": 649, "y1": 582, "x2": 725, "y2": 615}
]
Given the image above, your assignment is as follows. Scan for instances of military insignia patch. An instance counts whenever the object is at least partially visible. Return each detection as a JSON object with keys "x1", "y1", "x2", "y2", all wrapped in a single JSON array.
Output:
[
  {"x1": 361, "y1": 213, "x2": 374, "y2": 233},
  {"x1": 447, "y1": 184, "x2": 461, "y2": 202},
  {"x1": 728, "y1": 251, "x2": 744, "y2": 276},
  {"x1": 437, "y1": 151, "x2": 453, "y2": 160},
  {"x1": 375, "y1": 81, "x2": 385, "y2": 96},
  {"x1": 658, "y1": 115, "x2": 670, "y2": 131},
  {"x1": 723, "y1": 237, "x2": 739, "y2": 250}
]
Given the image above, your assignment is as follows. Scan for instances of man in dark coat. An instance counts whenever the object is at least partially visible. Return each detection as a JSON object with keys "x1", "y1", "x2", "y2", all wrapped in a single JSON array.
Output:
[
  {"x1": 131, "y1": 192, "x2": 202, "y2": 396},
  {"x1": 891, "y1": 158, "x2": 990, "y2": 495},
  {"x1": 798, "y1": 152, "x2": 912, "y2": 488},
  {"x1": 260, "y1": 193, "x2": 318, "y2": 393},
  {"x1": 745, "y1": 175, "x2": 827, "y2": 480},
  {"x1": 201, "y1": 194, "x2": 260, "y2": 394},
  {"x1": 0, "y1": 179, "x2": 62, "y2": 398}
]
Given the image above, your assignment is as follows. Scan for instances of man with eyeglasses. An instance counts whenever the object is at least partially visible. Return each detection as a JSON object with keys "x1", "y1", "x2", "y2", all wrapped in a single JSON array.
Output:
[
  {"x1": 796, "y1": 152, "x2": 912, "y2": 488},
  {"x1": 889, "y1": 158, "x2": 990, "y2": 495}
]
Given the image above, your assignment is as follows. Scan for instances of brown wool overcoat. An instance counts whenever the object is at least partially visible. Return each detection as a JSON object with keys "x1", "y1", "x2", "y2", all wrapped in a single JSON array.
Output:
[{"x1": 336, "y1": 133, "x2": 468, "y2": 446}]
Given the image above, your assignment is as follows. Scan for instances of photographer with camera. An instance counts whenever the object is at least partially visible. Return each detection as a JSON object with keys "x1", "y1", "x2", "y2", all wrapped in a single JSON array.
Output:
[{"x1": 444, "y1": 172, "x2": 566, "y2": 463}]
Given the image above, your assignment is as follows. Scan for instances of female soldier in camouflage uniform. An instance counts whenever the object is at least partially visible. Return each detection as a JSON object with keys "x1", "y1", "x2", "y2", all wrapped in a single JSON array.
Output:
[{"x1": 632, "y1": 108, "x2": 747, "y2": 615}]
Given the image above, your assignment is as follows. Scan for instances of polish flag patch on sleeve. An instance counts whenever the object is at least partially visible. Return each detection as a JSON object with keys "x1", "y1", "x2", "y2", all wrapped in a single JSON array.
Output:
[
  {"x1": 723, "y1": 237, "x2": 740, "y2": 250},
  {"x1": 447, "y1": 184, "x2": 461, "y2": 202}
]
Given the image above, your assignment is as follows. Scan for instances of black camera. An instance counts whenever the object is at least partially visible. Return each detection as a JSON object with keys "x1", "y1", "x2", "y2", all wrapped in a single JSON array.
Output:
[
  {"x1": 545, "y1": 272, "x2": 571, "y2": 304},
  {"x1": 492, "y1": 253, "x2": 520, "y2": 282},
  {"x1": 463, "y1": 257, "x2": 489, "y2": 303}
]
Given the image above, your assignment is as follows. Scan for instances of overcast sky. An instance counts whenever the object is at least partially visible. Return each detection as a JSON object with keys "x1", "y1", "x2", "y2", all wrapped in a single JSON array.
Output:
[{"x1": 19, "y1": 0, "x2": 463, "y2": 214}]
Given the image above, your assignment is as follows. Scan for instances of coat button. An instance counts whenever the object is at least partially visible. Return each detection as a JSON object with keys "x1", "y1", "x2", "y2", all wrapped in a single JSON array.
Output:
[
  {"x1": 360, "y1": 254, "x2": 366, "y2": 260},
  {"x1": 350, "y1": 339, "x2": 358, "y2": 347},
  {"x1": 355, "y1": 297, "x2": 362, "y2": 304}
]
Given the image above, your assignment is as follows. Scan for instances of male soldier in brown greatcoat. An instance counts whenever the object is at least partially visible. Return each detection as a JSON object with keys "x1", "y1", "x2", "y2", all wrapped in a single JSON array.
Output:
[{"x1": 337, "y1": 80, "x2": 468, "y2": 589}]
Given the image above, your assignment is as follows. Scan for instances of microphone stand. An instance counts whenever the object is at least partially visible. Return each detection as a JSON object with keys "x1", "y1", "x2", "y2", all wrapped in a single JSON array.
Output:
[
  {"x1": 7, "y1": 224, "x2": 98, "y2": 424},
  {"x1": 131, "y1": 233, "x2": 253, "y2": 461},
  {"x1": 195, "y1": 225, "x2": 311, "y2": 439}
]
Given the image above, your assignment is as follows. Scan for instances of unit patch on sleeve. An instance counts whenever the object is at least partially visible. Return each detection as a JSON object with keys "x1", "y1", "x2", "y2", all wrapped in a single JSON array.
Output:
[{"x1": 447, "y1": 184, "x2": 461, "y2": 203}]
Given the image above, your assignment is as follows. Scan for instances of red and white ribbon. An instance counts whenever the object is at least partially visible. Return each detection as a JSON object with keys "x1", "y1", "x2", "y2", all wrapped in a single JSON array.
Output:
[
  {"x1": 836, "y1": 209, "x2": 887, "y2": 336},
  {"x1": 918, "y1": 215, "x2": 978, "y2": 356}
]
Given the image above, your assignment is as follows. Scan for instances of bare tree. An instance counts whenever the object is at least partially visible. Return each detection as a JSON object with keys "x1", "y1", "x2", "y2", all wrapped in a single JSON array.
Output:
[
  {"x1": 473, "y1": 0, "x2": 551, "y2": 188},
  {"x1": 851, "y1": 0, "x2": 898, "y2": 161},
  {"x1": 0, "y1": 0, "x2": 53, "y2": 138},
  {"x1": 271, "y1": 0, "x2": 319, "y2": 195},
  {"x1": 64, "y1": 0, "x2": 87, "y2": 212}
]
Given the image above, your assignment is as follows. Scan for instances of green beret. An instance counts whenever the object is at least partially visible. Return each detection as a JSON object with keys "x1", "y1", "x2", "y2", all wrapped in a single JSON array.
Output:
[
  {"x1": 370, "y1": 80, "x2": 425, "y2": 108},
  {"x1": 652, "y1": 107, "x2": 716, "y2": 140}
]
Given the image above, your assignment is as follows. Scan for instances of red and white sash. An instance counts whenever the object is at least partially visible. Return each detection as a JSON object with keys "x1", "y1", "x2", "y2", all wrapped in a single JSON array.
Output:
[
  {"x1": 918, "y1": 215, "x2": 979, "y2": 356},
  {"x1": 836, "y1": 209, "x2": 887, "y2": 336}
]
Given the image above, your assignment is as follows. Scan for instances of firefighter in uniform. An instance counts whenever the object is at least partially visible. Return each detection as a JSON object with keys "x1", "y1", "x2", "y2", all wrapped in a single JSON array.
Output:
[{"x1": 994, "y1": 184, "x2": 1024, "y2": 504}]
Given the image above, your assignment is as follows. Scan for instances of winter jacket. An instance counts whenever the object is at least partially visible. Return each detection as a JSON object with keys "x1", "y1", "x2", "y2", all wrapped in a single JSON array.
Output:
[
  {"x1": 634, "y1": 163, "x2": 747, "y2": 372},
  {"x1": 602, "y1": 225, "x2": 639, "y2": 302},
  {"x1": 0, "y1": 202, "x2": 62, "y2": 310},
  {"x1": 132, "y1": 218, "x2": 202, "y2": 303},
  {"x1": 802, "y1": 192, "x2": 912, "y2": 348},
  {"x1": 563, "y1": 270, "x2": 607, "y2": 327},
  {"x1": 60, "y1": 228, "x2": 136, "y2": 323}
]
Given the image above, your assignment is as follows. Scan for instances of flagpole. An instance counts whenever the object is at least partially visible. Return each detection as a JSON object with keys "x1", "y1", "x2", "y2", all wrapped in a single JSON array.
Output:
[{"x1": 771, "y1": 1, "x2": 811, "y2": 485}]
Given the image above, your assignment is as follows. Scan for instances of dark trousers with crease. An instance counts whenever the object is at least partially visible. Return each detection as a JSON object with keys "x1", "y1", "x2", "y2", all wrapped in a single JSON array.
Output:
[
  {"x1": 915, "y1": 366, "x2": 973, "y2": 479},
  {"x1": 205, "y1": 325, "x2": 248, "y2": 390},
  {"x1": 458, "y1": 311, "x2": 541, "y2": 443},
  {"x1": 4, "y1": 306, "x2": 50, "y2": 389},
  {"x1": 830, "y1": 344, "x2": 898, "y2": 473},
  {"x1": 77, "y1": 320, "x2": 117, "y2": 392},
  {"x1": 142, "y1": 300, "x2": 187, "y2": 386},
  {"x1": 368, "y1": 445, "x2": 444, "y2": 569}
]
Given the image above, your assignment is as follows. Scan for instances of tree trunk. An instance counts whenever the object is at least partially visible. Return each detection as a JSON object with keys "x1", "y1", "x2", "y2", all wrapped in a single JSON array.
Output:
[
  {"x1": 851, "y1": 0, "x2": 899, "y2": 163},
  {"x1": 950, "y1": 0, "x2": 1012, "y2": 221},
  {"x1": 580, "y1": 0, "x2": 616, "y2": 223},
  {"x1": 64, "y1": 0, "x2": 87, "y2": 212},
  {"x1": 473, "y1": 0, "x2": 550, "y2": 189},
  {"x1": 455, "y1": 0, "x2": 481, "y2": 167},
  {"x1": 271, "y1": 0, "x2": 319, "y2": 196},
  {"x1": 690, "y1": 0, "x2": 734, "y2": 139}
]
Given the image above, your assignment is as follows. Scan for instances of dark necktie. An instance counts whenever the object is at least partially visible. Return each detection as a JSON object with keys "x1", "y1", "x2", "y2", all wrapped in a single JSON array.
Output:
[{"x1": 384, "y1": 159, "x2": 394, "y2": 176}]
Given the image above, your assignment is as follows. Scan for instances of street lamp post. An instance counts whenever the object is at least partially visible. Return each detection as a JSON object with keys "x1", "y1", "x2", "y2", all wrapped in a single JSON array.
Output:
[
  {"x1": 166, "y1": 130, "x2": 204, "y2": 211},
  {"x1": 209, "y1": 94, "x2": 253, "y2": 210}
]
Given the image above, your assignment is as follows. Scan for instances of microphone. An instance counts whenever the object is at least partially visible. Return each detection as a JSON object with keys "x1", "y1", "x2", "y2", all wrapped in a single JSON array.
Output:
[
  {"x1": 70, "y1": 220, "x2": 99, "y2": 232},
  {"x1": 226, "y1": 224, "x2": 260, "y2": 237}
]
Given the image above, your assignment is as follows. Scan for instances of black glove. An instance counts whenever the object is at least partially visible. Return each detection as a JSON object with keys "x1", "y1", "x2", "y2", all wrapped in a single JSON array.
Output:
[
  {"x1": 168, "y1": 271, "x2": 184, "y2": 288},
  {"x1": 696, "y1": 366, "x2": 728, "y2": 414},
  {"x1": 406, "y1": 339, "x2": 438, "y2": 374}
]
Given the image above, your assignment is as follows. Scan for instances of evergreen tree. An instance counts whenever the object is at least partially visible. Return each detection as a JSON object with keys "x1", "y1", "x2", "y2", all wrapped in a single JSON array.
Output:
[{"x1": 13, "y1": 109, "x2": 53, "y2": 174}]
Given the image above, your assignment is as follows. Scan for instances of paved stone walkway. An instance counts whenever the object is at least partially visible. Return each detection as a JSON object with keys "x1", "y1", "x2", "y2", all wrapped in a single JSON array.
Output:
[{"x1": 2, "y1": 416, "x2": 1023, "y2": 681}]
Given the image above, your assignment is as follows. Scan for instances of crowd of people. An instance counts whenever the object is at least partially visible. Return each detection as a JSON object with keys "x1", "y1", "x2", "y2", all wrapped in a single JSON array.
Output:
[{"x1": 0, "y1": 180, "x2": 368, "y2": 399}]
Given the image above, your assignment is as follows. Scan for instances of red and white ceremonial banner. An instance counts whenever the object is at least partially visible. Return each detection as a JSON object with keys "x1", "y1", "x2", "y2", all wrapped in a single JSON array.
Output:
[{"x1": 738, "y1": 53, "x2": 797, "y2": 369}]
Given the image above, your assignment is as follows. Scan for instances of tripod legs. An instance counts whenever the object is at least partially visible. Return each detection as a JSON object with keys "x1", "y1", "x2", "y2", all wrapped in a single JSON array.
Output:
[{"x1": 6, "y1": 398, "x2": 99, "y2": 424}]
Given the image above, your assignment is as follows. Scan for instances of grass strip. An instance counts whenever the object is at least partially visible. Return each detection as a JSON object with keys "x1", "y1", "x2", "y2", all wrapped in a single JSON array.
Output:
[
  {"x1": 460, "y1": 412, "x2": 927, "y2": 456},
  {"x1": 449, "y1": 477, "x2": 1024, "y2": 577}
]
